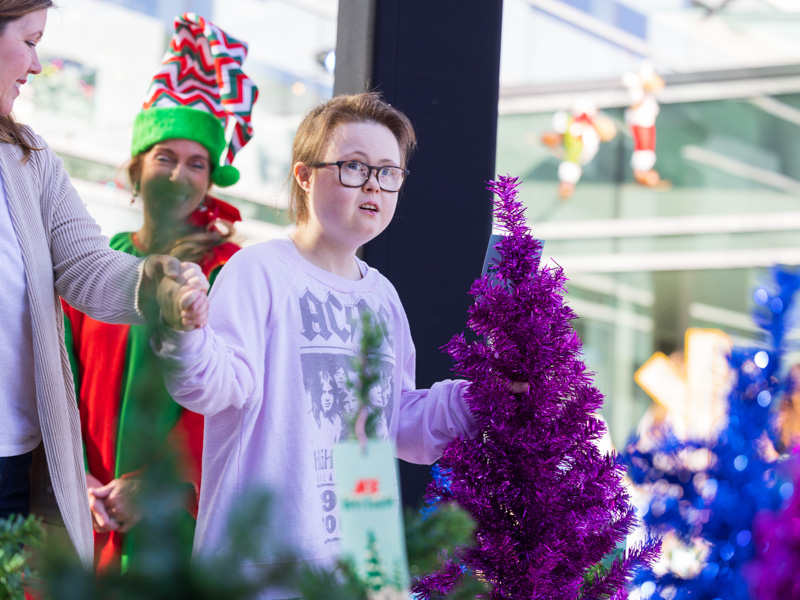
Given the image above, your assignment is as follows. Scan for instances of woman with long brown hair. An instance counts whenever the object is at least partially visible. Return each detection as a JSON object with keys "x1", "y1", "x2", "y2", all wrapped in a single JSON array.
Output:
[{"x1": 0, "y1": 0, "x2": 200, "y2": 566}]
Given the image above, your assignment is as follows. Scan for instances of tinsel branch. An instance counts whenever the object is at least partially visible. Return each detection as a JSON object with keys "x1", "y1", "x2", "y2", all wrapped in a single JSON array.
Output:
[
  {"x1": 742, "y1": 456, "x2": 800, "y2": 600},
  {"x1": 413, "y1": 175, "x2": 659, "y2": 600}
]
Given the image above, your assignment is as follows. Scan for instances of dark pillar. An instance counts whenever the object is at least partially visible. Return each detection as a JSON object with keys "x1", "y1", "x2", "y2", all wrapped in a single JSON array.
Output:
[
  {"x1": 335, "y1": 0, "x2": 503, "y2": 508},
  {"x1": 333, "y1": 0, "x2": 375, "y2": 96}
]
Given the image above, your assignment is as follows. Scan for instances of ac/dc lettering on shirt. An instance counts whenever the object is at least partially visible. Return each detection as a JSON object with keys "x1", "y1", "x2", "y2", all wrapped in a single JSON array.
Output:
[{"x1": 299, "y1": 289, "x2": 394, "y2": 348}]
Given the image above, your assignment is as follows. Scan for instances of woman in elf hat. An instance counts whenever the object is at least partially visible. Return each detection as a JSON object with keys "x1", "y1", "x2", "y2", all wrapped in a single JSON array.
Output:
[
  {"x1": 61, "y1": 13, "x2": 257, "y2": 574},
  {"x1": 0, "y1": 0, "x2": 203, "y2": 569}
]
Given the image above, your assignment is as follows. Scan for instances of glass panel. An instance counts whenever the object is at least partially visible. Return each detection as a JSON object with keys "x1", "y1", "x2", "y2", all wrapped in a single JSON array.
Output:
[
  {"x1": 561, "y1": 269, "x2": 764, "y2": 449},
  {"x1": 498, "y1": 92, "x2": 800, "y2": 447},
  {"x1": 500, "y1": 0, "x2": 800, "y2": 87}
]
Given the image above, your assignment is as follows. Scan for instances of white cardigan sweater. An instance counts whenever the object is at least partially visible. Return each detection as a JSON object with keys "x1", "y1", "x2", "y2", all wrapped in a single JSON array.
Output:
[{"x1": 0, "y1": 126, "x2": 144, "y2": 564}]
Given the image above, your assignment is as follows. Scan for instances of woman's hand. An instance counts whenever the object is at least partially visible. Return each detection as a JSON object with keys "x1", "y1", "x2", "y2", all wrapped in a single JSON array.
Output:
[
  {"x1": 142, "y1": 254, "x2": 182, "y2": 282},
  {"x1": 138, "y1": 254, "x2": 183, "y2": 320},
  {"x1": 86, "y1": 473, "x2": 119, "y2": 533},
  {"x1": 89, "y1": 477, "x2": 142, "y2": 534}
]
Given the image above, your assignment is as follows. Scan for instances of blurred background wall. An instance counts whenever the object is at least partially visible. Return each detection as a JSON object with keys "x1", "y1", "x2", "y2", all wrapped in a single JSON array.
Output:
[{"x1": 25, "y1": 0, "x2": 800, "y2": 468}]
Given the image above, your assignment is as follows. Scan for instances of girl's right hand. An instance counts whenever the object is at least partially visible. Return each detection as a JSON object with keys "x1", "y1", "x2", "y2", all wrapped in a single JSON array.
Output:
[{"x1": 509, "y1": 381, "x2": 530, "y2": 394}]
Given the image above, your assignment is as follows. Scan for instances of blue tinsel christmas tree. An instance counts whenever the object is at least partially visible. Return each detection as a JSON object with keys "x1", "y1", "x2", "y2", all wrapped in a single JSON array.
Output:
[{"x1": 625, "y1": 266, "x2": 800, "y2": 600}]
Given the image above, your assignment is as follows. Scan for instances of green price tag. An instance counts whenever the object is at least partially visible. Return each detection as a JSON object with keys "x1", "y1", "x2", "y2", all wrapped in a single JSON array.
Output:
[{"x1": 334, "y1": 440, "x2": 410, "y2": 595}]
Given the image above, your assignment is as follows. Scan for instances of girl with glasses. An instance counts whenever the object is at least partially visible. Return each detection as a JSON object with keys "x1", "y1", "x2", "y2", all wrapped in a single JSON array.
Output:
[{"x1": 153, "y1": 92, "x2": 526, "y2": 598}]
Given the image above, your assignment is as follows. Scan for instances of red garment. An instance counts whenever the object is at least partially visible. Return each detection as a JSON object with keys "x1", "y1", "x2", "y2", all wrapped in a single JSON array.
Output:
[
  {"x1": 631, "y1": 124, "x2": 656, "y2": 153},
  {"x1": 187, "y1": 195, "x2": 241, "y2": 231}
]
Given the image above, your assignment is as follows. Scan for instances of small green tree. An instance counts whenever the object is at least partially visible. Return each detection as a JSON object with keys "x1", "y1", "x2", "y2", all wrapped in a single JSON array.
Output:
[{"x1": 364, "y1": 531, "x2": 387, "y2": 591}]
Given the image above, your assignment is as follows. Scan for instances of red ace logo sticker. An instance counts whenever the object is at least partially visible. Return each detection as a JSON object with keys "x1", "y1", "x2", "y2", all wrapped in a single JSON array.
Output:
[{"x1": 354, "y1": 478, "x2": 380, "y2": 495}]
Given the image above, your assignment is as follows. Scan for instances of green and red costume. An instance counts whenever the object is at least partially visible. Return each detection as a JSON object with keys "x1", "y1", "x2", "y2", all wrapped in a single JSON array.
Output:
[{"x1": 62, "y1": 231, "x2": 239, "y2": 574}]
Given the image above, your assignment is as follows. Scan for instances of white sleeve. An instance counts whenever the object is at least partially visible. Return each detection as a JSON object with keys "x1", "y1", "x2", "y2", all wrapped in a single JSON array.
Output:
[
  {"x1": 151, "y1": 253, "x2": 267, "y2": 416},
  {"x1": 394, "y1": 348, "x2": 479, "y2": 465}
]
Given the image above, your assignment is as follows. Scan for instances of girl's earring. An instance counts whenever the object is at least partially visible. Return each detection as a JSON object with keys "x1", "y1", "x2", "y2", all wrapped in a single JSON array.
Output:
[{"x1": 130, "y1": 184, "x2": 139, "y2": 206}]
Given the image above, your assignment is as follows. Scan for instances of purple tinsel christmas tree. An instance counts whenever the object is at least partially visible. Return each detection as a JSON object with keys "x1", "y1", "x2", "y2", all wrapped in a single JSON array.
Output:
[{"x1": 413, "y1": 176, "x2": 659, "y2": 600}]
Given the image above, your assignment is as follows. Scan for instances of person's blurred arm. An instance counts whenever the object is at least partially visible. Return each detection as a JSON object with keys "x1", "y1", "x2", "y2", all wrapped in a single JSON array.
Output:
[{"x1": 32, "y1": 134, "x2": 183, "y2": 323}]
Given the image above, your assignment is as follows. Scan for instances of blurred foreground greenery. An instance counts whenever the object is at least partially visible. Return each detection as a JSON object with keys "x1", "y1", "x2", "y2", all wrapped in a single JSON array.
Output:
[
  {"x1": 1, "y1": 513, "x2": 43, "y2": 600},
  {"x1": 2, "y1": 315, "x2": 487, "y2": 599},
  {"x1": 1, "y1": 462, "x2": 484, "y2": 600}
]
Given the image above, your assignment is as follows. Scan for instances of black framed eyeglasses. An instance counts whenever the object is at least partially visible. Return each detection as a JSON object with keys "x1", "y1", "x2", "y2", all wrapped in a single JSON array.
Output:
[{"x1": 312, "y1": 160, "x2": 409, "y2": 192}]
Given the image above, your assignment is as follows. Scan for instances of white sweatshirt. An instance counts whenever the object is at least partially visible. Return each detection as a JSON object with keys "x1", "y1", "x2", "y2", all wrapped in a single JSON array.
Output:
[{"x1": 154, "y1": 237, "x2": 477, "y2": 598}]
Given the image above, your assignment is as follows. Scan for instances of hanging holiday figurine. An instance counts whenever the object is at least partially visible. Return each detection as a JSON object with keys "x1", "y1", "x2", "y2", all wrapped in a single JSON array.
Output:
[
  {"x1": 622, "y1": 61, "x2": 670, "y2": 189},
  {"x1": 541, "y1": 101, "x2": 617, "y2": 200}
]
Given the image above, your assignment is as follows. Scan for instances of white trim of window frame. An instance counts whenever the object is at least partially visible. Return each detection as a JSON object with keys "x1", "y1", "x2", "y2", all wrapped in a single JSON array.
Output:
[
  {"x1": 534, "y1": 212, "x2": 800, "y2": 240},
  {"x1": 543, "y1": 247, "x2": 800, "y2": 273}
]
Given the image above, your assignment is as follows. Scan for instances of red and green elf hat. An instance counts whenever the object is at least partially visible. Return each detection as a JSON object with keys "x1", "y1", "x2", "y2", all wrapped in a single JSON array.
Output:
[{"x1": 131, "y1": 13, "x2": 259, "y2": 187}]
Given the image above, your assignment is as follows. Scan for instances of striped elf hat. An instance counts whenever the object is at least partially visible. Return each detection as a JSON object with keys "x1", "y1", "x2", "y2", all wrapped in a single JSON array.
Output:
[{"x1": 131, "y1": 13, "x2": 258, "y2": 187}]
